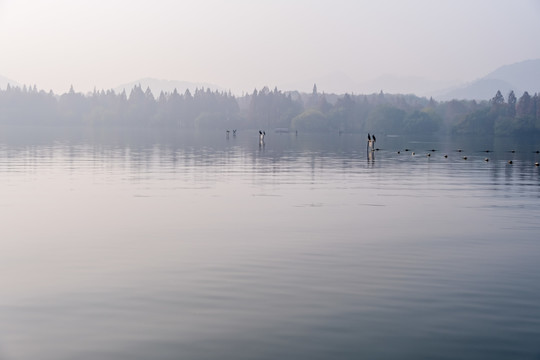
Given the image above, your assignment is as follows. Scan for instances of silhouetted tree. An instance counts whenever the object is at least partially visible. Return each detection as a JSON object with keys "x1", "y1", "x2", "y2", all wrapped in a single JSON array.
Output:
[
  {"x1": 507, "y1": 90, "x2": 516, "y2": 117},
  {"x1": 516, "y1": 91, "x2": 532, "y2": 117},
  {"x1": 535, "y1": 93, "x2": 540, "y2": 130},
  {"x1": 491, "y1": 90, "x2": 505, "y2": 105}
]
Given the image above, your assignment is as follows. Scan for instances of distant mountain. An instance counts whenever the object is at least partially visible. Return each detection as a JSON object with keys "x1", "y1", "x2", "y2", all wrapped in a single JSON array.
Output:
[
  {"x1": 283, "y1": 72, "x2": 459, "y2": 97},
  {"x1": 435, "y1": 78, "x2": 517, "y2": 101},
  {"x1": 360, "y1": 75, "x2": 459, "y2": 97},
  {"x1": 0, "y1": 75, "x2": 20, "y2": 89},
  {"x1": 436, "y1": 59, "x2": 540, "y2": 101},
  {"x1": 114, "y1": 78, "x2": 225, "y2": 97},
  {"x1": 484, "y1": 59, "x2": 540, "y2": 92}
]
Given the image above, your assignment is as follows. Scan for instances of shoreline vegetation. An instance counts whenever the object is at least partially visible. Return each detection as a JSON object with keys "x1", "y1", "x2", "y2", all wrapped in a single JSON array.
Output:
[{"x1": 1, "y1": 84, "x2": 539, "y2": 136}]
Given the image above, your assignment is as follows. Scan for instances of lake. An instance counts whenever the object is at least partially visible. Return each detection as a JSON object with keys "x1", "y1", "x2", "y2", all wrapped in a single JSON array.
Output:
[{"x1": 1, "y1": 127, "x2": 539, "y2": 360}]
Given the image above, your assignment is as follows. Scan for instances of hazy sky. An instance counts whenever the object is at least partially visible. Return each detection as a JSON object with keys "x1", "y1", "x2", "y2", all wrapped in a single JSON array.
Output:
[{"x1": 1, "y1": 0, "x2": 540, "y2": 94}]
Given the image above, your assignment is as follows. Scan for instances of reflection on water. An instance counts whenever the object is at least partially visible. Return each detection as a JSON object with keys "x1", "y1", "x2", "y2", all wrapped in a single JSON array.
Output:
[{"x1": 1, "y1": 127, "x2": 540, "y2": 360}]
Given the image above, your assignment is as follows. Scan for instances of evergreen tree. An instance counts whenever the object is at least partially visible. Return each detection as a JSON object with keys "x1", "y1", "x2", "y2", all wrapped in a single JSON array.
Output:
[
  {"x1": 491, "y1": 90, "x2": 504, "y2": 105},
  {"x1": 507, "y1": 90, "x2": 516, "y2": 117},
  {"x1": 516, "y1": 91, "x2": 532, "y2": 118},
  {"x1": 514, "y1": 91, "x2": 535, "y2": 132},
  {"x1": 535, "y1": 93, "x2": 540, "y2": 130}
]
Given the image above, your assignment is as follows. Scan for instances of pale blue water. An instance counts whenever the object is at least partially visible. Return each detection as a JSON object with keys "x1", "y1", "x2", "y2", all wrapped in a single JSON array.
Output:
[{"x1": 1, "y1": 128, "x2": 539, "y2": 360}]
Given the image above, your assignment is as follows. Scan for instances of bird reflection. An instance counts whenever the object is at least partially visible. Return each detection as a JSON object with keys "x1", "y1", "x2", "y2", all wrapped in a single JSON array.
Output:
[{"x1": 367, "y1": 148, "x2": 375, "y2": 165}]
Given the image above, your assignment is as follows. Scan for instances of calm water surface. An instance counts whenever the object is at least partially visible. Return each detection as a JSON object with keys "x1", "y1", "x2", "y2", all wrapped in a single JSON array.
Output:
[{"x1": 1, "y1": 128, "x2": 540, "y2": 360}]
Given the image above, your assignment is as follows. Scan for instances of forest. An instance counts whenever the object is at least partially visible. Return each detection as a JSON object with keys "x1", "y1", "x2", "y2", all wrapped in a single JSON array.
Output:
[{"x1": 0, "y1": 83, "x2": 539, "y2": 136}]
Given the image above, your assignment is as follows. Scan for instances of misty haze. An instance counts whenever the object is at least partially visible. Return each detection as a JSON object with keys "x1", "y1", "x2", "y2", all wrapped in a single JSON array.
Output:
[{"x1": 1, "y1": 1, "x2": 540, "y2": 360}]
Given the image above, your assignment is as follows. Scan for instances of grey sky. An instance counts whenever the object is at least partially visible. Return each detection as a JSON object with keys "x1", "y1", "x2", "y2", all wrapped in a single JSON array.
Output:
[{"x1": 1, "y1": 0, "x2": 539, "y2": 95}]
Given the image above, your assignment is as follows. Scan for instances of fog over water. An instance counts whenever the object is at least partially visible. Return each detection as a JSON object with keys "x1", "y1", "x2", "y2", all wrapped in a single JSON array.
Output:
[{"x1": 1, "y1": 127, "x2": 539, "y2": 359}]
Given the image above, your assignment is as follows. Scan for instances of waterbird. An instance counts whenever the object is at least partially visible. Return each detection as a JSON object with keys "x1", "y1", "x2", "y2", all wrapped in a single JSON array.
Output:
[
  {"x1": 462, "y1": 156, "x2": 468, "y2": 160},
  {"x1": 508, "y1": 160, "x2": 513, "y2": 164},
  {"x1": 372, "y1": 134, "x2": 376, "y2": 142},
  {"x1": 444, "y1": 154, "x2": 448, "y2": 158},
  {"x1": 367, "y1": 133, "x2": 375, "y2": 151},
  {"x1": 535, "y1": 162, "x2": 539, "y2": 166},
  {"x1": 484, "y1": 158, "x2": 489, "y2": 162},
  {"x1": 427, "y1": 153, "x2": 431, "y2": 157},
  {"x1": 397, "y1": 151, "x2": 401, "y2": 154}
]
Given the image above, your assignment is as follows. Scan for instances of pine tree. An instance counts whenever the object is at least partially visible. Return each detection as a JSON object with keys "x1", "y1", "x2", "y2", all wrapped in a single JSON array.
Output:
[
  {"x1": 491, "y1": 90, "x2": 504, "y2": 105},
  {"x1": 516, "y1": 91, "x2": 532, "y2": 118},
  {"x1": 507, "y1": 90, "x2": 516, "y2": 117}
]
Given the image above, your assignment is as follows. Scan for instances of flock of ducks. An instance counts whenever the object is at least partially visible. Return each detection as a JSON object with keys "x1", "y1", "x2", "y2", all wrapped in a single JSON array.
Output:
[
  {"x1": 225, "y1": 130, "x2": 540, "y2": 167},
  {"x1": 366, "y1": 134, "x2": 540, "y2": 167},
  {"x1": 393, "y1": 148, "x2": 539, "y2": 166}
]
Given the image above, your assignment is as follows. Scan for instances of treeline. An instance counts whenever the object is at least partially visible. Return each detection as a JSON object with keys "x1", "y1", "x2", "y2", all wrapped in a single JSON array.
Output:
[
  {"x1": 0, "y1": 84, "x2": 240, "y2": 128},
  {"x1": 454, "y1": 90, "x2": 540, "y2": 135},
  {"x1": 0, "y1": 82, "x2": 538, "y2": 136}
]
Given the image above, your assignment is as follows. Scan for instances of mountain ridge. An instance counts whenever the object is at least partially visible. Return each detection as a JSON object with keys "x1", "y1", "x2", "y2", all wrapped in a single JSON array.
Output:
[{"x1": 435, "y1": 59, "x2": 540, "y2": 101}]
